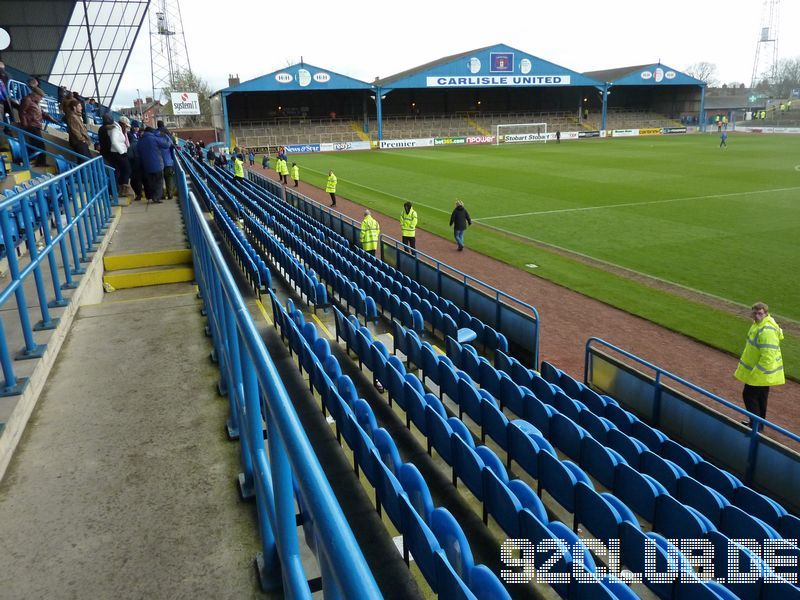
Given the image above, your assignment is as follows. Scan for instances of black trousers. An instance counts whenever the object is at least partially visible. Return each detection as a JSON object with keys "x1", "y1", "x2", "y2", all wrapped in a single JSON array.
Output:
[
  {"x1": 743, "y1": 384, "x2": 770, "y2": 422},
  {"x1": 402, "y1": 236, "x2": 416, "y2": 249},
  {"x1": 70, "y1": 141, "x2": 91, "y2": 163},
  {"x1": 143, "y1": 171, "x2": 164, "y2": 201},
  {"x1": 24, "y1": 126, "x2": 46, "y2": 166},
  {"x1": 129, "y1": 159, "x2": 142, "y2": 198}
]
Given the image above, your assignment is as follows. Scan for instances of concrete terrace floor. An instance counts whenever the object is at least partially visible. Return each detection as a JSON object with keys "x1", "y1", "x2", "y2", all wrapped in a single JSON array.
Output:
[{"x1": 0, "y1": 199, "x2": 268, "y2": 599}]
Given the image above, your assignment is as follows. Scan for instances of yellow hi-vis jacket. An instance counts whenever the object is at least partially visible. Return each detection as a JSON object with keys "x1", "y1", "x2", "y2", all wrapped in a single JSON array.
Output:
[
  {"x1": 325, "y1": 173, "x2": 337, "y2": 193},
  {"x1": 279, "y1": 159, "x2": 289, "y2": 176},
  {"x1": 360, "y1": 214, "x2": 380, "y2": 251},
  {"x1": 734, "y1": 315, "x2": 785, "y2": 386},
  {"x1": 291, "y1": 165, "x2": 299, "y2": 181},
  {"x1": 400, "y1": 208, "x2": 418, "y2": 237},
  {"x1": 233, "y1": 157, "x2": 244, "y2": 178}
]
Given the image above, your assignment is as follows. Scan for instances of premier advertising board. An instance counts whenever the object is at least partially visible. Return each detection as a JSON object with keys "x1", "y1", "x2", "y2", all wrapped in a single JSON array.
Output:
[{"x1": 379, "y1": 138, "x2": 435, "y2": 149}]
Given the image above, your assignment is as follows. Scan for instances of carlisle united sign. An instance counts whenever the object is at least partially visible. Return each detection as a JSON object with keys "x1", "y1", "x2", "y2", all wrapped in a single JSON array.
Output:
[{"x1": 426, "y1": 75, "x2": 570, "y2": 87}]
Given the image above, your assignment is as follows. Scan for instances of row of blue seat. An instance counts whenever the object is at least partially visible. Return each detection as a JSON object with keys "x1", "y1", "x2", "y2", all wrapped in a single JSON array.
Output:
[
  {"x1": 183, "y1": 156, "x2": 269, "y2": 292},
  {"x1": 333, "y1": 309, "x2": 780, "y2": 600},
  {"x1": 267, "y1": 291, "x2": 524, "y2": 599},
  {"x1": 475, "y1": 339, "x2": 800, "y2": 540},
  {"x1": 228, "y1": 167, "x2": 511, "y2": 355}
]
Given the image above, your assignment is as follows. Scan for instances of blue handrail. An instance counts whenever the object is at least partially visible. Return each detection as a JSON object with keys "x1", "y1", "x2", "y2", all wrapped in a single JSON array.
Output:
[
  {"x1": 584, "y1": 337, "x2": 800, "y2": 444},
  {"x1": 177, "y1": 159, "x2": 382, "y2": 597},
  {"x1": 0, "y1": 158, "x2": 112, "y2": 395}
]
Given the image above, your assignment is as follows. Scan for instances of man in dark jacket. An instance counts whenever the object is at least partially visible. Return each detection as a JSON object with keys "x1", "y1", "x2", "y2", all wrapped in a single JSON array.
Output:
[
  {"x1": 127, "y1": 119, "x2": 143, "y2": 201},
  {"x1": 19, "y1": 86, "x2": 49, "y2": 166},
  {"x1": 137, "y1": 126, "x2": 172, "y2": 203},
  {"x1": 449, "y1": 199, "x2": 472, "y2": 251},
  {"x1": 156, "y1": 120, "x2": 176, "y2": 199}
]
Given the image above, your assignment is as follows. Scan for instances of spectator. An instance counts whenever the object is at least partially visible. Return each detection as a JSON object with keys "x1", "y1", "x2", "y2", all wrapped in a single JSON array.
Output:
[
  {"x1": 448, "y1": 199, "x2": 472, "y2": 251},
  {"x1": 0, "y1": 62, "x2": 12, "y2": 130},
  {"x1": 291, "y1": 162, "x2": 299, "y2": 187},
  {"x1": 127, "y1": 119, "x2": 143, "y2": 201},
  {"x1": 261, "y1": 153, "x2": 269, "y2": 170},
  {"x1": 248, "y1": 149, "x2": 255, "y2": 166},
  {"x1": 137, "y1": 126, "x2": 171, "y2": 203},
  {"x1": 279, "y1": 154, "x2": 289, "y2": 184},
  {"x1": 64, "y1": 98, "x2": 92, "y2": 161},
  {"x1": 157, "y1": 120, "x2": 176, "y2": 199},
  {"x1": 400, "y1": 201, "x2": 418, "y2": 251},
  {"x1": 326, "y1": 169, "x2": 337, "y2": 206},
  {"x1": 18, "y1": 86, "x2": 49, "y2": 167},
  {"x1": 720, "y1": 131, "x2": 727, "y2": 148},
  {"x1": 735, "y1": 302, "x2": 784, "y2": 429},
  {"x1": 108, "y1": 114, "x2": 132, "y2": 197}
]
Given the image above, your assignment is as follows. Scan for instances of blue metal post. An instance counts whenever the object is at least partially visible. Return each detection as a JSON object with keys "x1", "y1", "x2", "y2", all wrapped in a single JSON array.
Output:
[
  {"x1": 0, "y1": 211, "x2": 44, "y2": 359},
  {"x1": 222, "y1": 93, "x2": 231, "y2": 150},
  {"x1": 59, "y1": 176, "x2": 86, "y2": 272},
  {"x1": 699, "y1": 85, "x2": 707, "y2": 133},
  {"x1": 601, "y1": 84, "x2": 609, "y2": 132},
  {"x1": 376, "y1": 91, "x2": 383, "y2": 141},
  {"x1": 48, "y1": 181, "x2": 77, "y2": 288},
  {"x1": 18, "y1": 197, "x2": 57, "y2": 330},
  {"x1": 35, "y1": 188, "x2": 68, "y2": 306}
]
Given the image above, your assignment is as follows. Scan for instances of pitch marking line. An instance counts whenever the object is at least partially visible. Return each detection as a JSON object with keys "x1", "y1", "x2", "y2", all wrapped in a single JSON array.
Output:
[
  {"x1": 475, "y1": 185, "x2": 800, "y2": 221},
  {"x1": 301, "y1": 165, "x2": 451, "y2": 216}
]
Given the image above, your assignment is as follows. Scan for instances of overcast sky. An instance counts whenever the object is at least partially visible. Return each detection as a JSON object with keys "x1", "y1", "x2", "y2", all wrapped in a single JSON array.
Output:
[{"x1": 114, "y1": 0, "x2": 799, "y2": 107}]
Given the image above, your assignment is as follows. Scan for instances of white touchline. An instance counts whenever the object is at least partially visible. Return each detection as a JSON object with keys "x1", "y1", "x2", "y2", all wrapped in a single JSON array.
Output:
[
  {"x1": 301, "y1": 166, "x2": 451, "y2": 215},
  {"x1": 474, "y1": 186, "x2": 800, "y2": 221}
]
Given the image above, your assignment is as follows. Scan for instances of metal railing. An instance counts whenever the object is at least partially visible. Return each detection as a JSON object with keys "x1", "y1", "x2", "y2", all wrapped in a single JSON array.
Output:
[
  {"x1": 0, "y1": 157, "x2": 113, "y2": 396},
  {"x1": 584, "y1": 337, "x2": 800, "y2": 512},
  {"x1": 177, "y1": 159, "x2": 381, "y2": 597}
]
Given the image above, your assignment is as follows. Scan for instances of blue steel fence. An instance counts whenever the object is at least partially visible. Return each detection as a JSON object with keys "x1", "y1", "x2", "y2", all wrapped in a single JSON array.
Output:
[
  {"x1": 177, "y1": 161, "x2": 382, "y2": 598},
  {"x1": 248, "y1": 171, "x2": 540, "y2": 366},
  {"x1": 0, "y1": 157, "x2": 113, "y2": 396},
  {"x1": 584, "y1": 337, "x2": 800, "y2": 514}
]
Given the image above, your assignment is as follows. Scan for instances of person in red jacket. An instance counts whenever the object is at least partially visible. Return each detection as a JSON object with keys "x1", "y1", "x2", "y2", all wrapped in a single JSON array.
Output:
[{"x1": 19, "y1": 86, "x2": 50, "y2": 166}]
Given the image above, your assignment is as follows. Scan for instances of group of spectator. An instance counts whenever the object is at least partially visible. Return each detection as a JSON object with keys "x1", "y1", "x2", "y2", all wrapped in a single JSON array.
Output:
[{"x1": 93, "y1": 115, "x2": 176, "y2": 204}]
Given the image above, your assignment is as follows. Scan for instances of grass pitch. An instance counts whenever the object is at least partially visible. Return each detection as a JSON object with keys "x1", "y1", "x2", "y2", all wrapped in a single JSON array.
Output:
[{"x1": 278, "y1": 134, "x2": 800, "y2": 378}]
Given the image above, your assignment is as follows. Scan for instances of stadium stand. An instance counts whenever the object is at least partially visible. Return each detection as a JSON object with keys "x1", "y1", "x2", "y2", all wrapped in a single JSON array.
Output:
[{"x1": 176, "y1": 149, "x2": 800, "y2": 598}]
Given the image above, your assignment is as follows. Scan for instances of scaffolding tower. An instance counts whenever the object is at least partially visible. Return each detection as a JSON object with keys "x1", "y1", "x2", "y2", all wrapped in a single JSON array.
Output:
[
  {"x1": 149, "y1": 0, "x2": 192, "y2": 102},
  {"x1": 750, "y1": 0, "x2": 781, "y2": 88}
]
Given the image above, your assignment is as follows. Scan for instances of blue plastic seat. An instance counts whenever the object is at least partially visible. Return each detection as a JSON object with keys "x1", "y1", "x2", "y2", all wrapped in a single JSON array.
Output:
[
  {"x1": 550, "y1": 412, "x2": 586, "y2": 462},
  {"x1": 540, "y1": 360, "x2": 562, "y2": 384},
  {"x1": 499, "y1": 373, "x2": 525, "y2": 416},
  {"x1": 695, "y1": 461, "x2": 742, "y2": 499},
  {"x1": 451, "y1": 436, "x2": 486, "y2": 499},
  {"x1": 733, "y1": 485, "x2": 787, "y2": 527},
  {"x1": 480, "y1": 400, "x2": 508, "y2": 452},
  {"x1": 653, "y1": 493, "x2": 716, "y2": 540},
  {"x1": 373, "y1": 427, "x2": 403, "y2": 475},
  {"x1": 604, "y1": 402, "x2": 635, "y2": 433},
  {"x1": 676, "y1": 475, "x2": 729, "y2": 524},
  {"x1": 353, "y1": 398, "x2": 378, "y2": 437},
  {"x1": 613, "y1": 463, "x2": 667, "y2": 523},
  {"x1": 659, "y1": 439, "x2": 702, "y2": 475},
  {"x1": 559, "y1": 371, "x2": 585, "y2": 400},
  {"x1": 606, "y1": 428, "x2": 646, "y2": 468},
  {"x1": 399, "y1": 463, "x2": 435, "y2": 523},
  {"x1": 579, "y1": 436, "x2": 626, "y2": 490},
  {"x1": 538, "y1": 451, "x2": 591, "y2": 512},
  {"x1": 399, "y1": 495, "x2": 441, "y2": 590},
  {"x1": 579, "y1": 409, "x2": 615, "y2": 444},
  {"x1": 574, "y1": 482, "x2": 626, "y2": 543},
  {"x1": 336, "y1": 374, "x2": 359, "y2": 409},
  {"x1": 522, "y1": 391, "x2": 555, "y2": 435},
  {"x1": 432, "y1": 551, "x2": 474, "y2": 600},
  {"x1": 427, "y1": 407, "x2": 454, "y2": 462},
  {"x1": 720, "y1": 504, "x2": 781, "y2": 541},
  {"x1": 374, "y1": 456, "x2": 405, "y2": 529},
  {"x1": 430, "y1": 507, "x2": 474, "y2": 582},
  {"x1": 457, "y1": 378, "x2": 483, "y2": 424},
  {"x1": 619, "y1": 521, "x2": 689, "y2": 600},
  {"x1": 639, "y1": 450, "x2": 687, "y2": 495},
  {"x1": 630, "y1": 418, "x2": 667, "y2": 451},
  {"x1": 468, "y1": 564, "x2": 511, "y2": 600}
]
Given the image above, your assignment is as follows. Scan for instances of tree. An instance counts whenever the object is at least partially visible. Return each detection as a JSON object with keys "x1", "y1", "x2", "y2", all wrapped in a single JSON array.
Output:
[
  {"x1": 162, "y1": 69, "x2": 213, "y2": 126},
  {"x1": 685, "y1": 61, "x2": 719, "y2": 86},
  {"x1": 770, "y1": 57, "x2": 800, "y2": 99}
]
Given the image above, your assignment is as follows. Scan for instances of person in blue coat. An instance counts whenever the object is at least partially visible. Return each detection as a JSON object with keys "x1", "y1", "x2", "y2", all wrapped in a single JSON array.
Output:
[
  {"x1": 157, "y1": 120, "x2": 176, "y2": 199},
  {"x1": 137, "y1": 127, "x2": 172, "y2": 203}
]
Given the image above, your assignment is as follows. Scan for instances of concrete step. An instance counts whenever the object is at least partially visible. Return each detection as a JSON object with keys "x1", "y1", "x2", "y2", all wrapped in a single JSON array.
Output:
[{"x1": 103, "y1": 248, "x2": 192, "y2": 272}]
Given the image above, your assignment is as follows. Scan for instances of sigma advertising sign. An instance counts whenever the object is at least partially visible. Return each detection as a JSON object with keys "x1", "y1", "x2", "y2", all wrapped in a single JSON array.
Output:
[{"x1": 170, "y1": 92, "x2": 201, "y2": 115}]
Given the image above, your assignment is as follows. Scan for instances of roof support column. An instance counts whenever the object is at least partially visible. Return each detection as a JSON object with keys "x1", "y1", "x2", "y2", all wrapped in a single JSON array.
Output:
[
  {"x1": 376, "y1": 90, "x2": 383, "y2": 141},
  {"x1": 699, "y1": 85, "x2": 706, "y2": 133},
  {"x1": 601, "y1": 83, "x2": 609, "y2": 132},
  {"x1": 222, "y1": 93, "x2": 230, "y2": 149}
]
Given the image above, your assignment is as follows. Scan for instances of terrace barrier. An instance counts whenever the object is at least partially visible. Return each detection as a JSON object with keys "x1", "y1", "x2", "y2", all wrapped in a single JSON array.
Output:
[
  {"x1": 178, "y1": 160, "x2": 381, "y2": 597},
  {"x1": 585, "y1": 337, "x2": 800, "y2": 514},
  {"x1": 248, "y1": 172, "x2": 540, "y2": 366}
]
